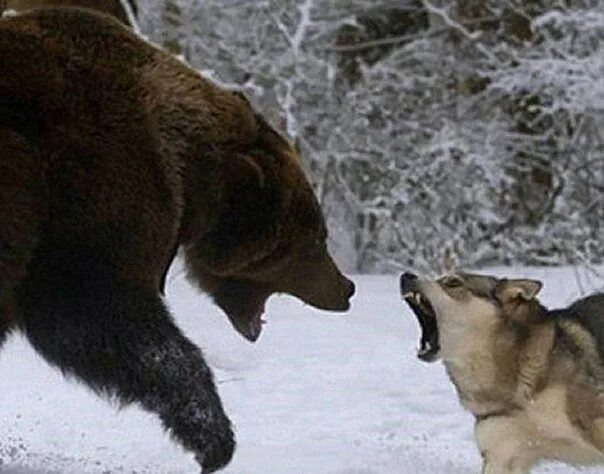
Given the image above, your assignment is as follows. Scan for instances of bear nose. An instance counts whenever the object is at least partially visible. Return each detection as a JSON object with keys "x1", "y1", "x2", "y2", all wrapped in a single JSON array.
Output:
[
  {"x1": 345, "y1": 279, "x2": 356, "y2": 299},
  {"x1": 400, "y1": 272, "x2": 418, "y2": 292}
]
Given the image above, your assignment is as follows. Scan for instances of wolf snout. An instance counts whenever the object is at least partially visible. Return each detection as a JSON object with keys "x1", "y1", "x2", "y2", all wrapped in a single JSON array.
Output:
[{"x1": 400, "y1": 272, "x2": 419, "y2": 293}]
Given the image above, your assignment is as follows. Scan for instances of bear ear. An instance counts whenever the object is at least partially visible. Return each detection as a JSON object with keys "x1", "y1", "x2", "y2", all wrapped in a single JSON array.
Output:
[
  {"x1": 194, "y1": 153, "x2": 280, "y2": 276},
  {"x1": 496, "y1": 279, "x2": 543, "y2": 302},
  {"x1": 222, "y1": 154, "x2": 265, "y2": 190}
]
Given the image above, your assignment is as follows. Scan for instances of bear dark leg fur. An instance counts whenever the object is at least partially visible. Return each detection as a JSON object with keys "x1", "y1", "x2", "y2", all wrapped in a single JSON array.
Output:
[
  {"x1": 0, "y1": 319, "x2": 9, "y2": 350},
  {"x1": 18, "y1": 247, "x2": 235, "y2": 473},
  {"x1": 0, "y1": 126, "x2": 45, "y2": 300}
]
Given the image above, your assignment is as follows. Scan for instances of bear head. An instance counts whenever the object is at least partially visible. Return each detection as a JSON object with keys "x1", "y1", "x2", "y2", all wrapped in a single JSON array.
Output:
[{"x1": 182, "y1": 114, "x2": 355, "y2": 342}]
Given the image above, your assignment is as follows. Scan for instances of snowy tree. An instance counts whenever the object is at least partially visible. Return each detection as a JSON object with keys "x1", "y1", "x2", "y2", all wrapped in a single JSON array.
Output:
[{"x1": 137, "y1": 0, "x2": 604, "y2": 273}]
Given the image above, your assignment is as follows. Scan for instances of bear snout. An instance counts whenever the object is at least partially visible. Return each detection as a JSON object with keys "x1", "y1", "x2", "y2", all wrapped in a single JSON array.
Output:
[
  {"x1": 308, "y1": 275, "x2": 356, "y2": 312},
  {"x1": 345, "y1": 277, "x2": 356, "y2": 300}
]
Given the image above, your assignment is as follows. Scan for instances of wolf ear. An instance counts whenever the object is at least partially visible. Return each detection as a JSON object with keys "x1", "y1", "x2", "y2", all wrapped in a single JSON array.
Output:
[{"x1": 497, "y1": 279, "x2": 543, "y2": 302}]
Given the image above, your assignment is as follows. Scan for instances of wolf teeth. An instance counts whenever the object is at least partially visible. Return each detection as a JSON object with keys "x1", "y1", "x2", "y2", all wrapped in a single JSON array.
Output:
[
  {"x1": 415, "y1": 293, "x2": 422, "y2": 305},
  {"x1": 403, "y1": 292, "x2": 424, "y2": 305},
  {"x1": 403, "y1": 291, "x2": 415, "y2": 301},
  {"x1": 418, "y1": 341, "x2": 433, "y2": 356}
]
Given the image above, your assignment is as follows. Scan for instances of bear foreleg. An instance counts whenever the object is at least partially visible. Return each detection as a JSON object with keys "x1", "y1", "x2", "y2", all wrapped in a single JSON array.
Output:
[
  {"x1": 18, "y1": 247, "x2": 235, "y2": 473},
  {"x1": 0, "y1": 127, "x2": 45, "y2": 312}
]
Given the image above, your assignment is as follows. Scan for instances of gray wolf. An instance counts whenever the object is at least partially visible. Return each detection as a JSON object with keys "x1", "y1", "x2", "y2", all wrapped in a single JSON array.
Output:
[{"x1": 401, "y1": 271, "x2": 604, "y2": 473}]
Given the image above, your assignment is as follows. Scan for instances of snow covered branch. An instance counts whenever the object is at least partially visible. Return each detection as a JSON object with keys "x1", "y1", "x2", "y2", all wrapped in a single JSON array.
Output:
[{"x1": 136, "y1": 0, "x2": 604, "y2": 272}]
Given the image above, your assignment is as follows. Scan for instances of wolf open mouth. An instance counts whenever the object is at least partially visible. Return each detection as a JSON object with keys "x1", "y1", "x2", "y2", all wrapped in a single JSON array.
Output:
[{"x1": 402, "y1": 291, "x2": 440, "y2": 362}]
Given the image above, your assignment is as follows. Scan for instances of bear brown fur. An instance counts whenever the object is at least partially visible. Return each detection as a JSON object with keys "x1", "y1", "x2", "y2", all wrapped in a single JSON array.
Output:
[
  {"x1": 0, "y1": 7, "x2": 354, "y2": 473},
  {"x1": 1, "y1": 0, "x2": 137, "y2": 25}
]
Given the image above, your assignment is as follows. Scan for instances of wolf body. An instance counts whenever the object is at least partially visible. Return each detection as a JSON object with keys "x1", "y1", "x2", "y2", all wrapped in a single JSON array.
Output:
[{"x1": 401, "y1": 272, "x2": 604, "y2": 473}]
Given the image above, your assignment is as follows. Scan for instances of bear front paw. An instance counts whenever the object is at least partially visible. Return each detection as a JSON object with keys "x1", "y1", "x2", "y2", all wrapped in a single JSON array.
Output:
[{"x1": 196, "y1": 426, "x2": 236, "y2": 474}]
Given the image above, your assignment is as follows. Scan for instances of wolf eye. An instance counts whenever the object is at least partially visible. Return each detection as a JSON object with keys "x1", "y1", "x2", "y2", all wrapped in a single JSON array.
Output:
[{"x1": 442, "y1": 276, "x2": 463, "y2": 288}]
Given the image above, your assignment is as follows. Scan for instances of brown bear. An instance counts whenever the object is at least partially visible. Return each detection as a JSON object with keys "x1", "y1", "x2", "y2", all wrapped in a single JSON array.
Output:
[
  {"x1": 0, "y1": 0, "x2": 137, "y2": 25},
  {"x1": 0, "y1": 7, "x2": 355, "y2": 473}
]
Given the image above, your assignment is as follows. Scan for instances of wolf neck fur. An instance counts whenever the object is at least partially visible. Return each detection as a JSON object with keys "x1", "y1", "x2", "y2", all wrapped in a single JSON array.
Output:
[
  {"x1": 442, "y1": 311, "x2": 555, "y2": 417},
  {"x1": 443, "y1": 321, "x2": 516, "y2": 415}
]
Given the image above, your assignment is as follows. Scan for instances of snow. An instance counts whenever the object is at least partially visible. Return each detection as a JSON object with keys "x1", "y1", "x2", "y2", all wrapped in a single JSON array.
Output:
[{"x1": 1, "y1": 266, "x2": 603, "y2": 473}]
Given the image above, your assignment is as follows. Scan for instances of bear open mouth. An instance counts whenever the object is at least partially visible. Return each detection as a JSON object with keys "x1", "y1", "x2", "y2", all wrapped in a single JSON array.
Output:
[
  {"x1": 402, "y1": 291, "x2": 440, "y2": 362},
  {"x1": 244, "y1": 306, "x2": 267, "y2": 343},
  {"x1": 212, "y1": 281, "x2": 270, "y2": 343},
  {"x1": 232, "y1": 303, "x2": 267, "y2": 343}
]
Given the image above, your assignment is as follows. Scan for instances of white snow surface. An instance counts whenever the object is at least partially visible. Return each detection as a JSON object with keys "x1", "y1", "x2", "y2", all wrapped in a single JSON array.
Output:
[{"x1": 1, "y1": 266, "x2": 603, "y2": 474}]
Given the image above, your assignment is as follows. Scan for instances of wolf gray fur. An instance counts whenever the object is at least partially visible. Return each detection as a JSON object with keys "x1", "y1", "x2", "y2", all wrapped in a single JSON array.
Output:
[{"x1": 401, "y1": 271, "x2": 604, "y2": 474}]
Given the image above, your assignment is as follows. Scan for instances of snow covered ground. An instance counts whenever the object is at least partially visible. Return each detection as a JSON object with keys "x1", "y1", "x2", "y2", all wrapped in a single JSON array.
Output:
[{"x1": 1, "y1": 265, "x2": 603, "y2": 474}]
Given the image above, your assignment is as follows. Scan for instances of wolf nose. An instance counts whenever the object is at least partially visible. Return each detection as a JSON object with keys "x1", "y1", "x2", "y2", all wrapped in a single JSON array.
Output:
[{"x1": 400, "y1": 272, "x2": 418, "y2": 292}]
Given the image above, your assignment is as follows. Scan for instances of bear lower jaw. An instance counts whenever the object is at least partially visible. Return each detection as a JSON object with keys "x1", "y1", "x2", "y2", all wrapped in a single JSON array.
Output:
[
  {"x1": 240, "y1": 312, "x2": 266, "y2": 342},
  {"x1": 228, "y1": 304, "x2": 267, "y2": 343}
]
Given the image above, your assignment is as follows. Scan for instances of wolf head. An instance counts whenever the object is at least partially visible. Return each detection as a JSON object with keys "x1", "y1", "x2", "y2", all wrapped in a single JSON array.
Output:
[{"x1": 400, "y1": 272, "x2": 544, "y2": 362}]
